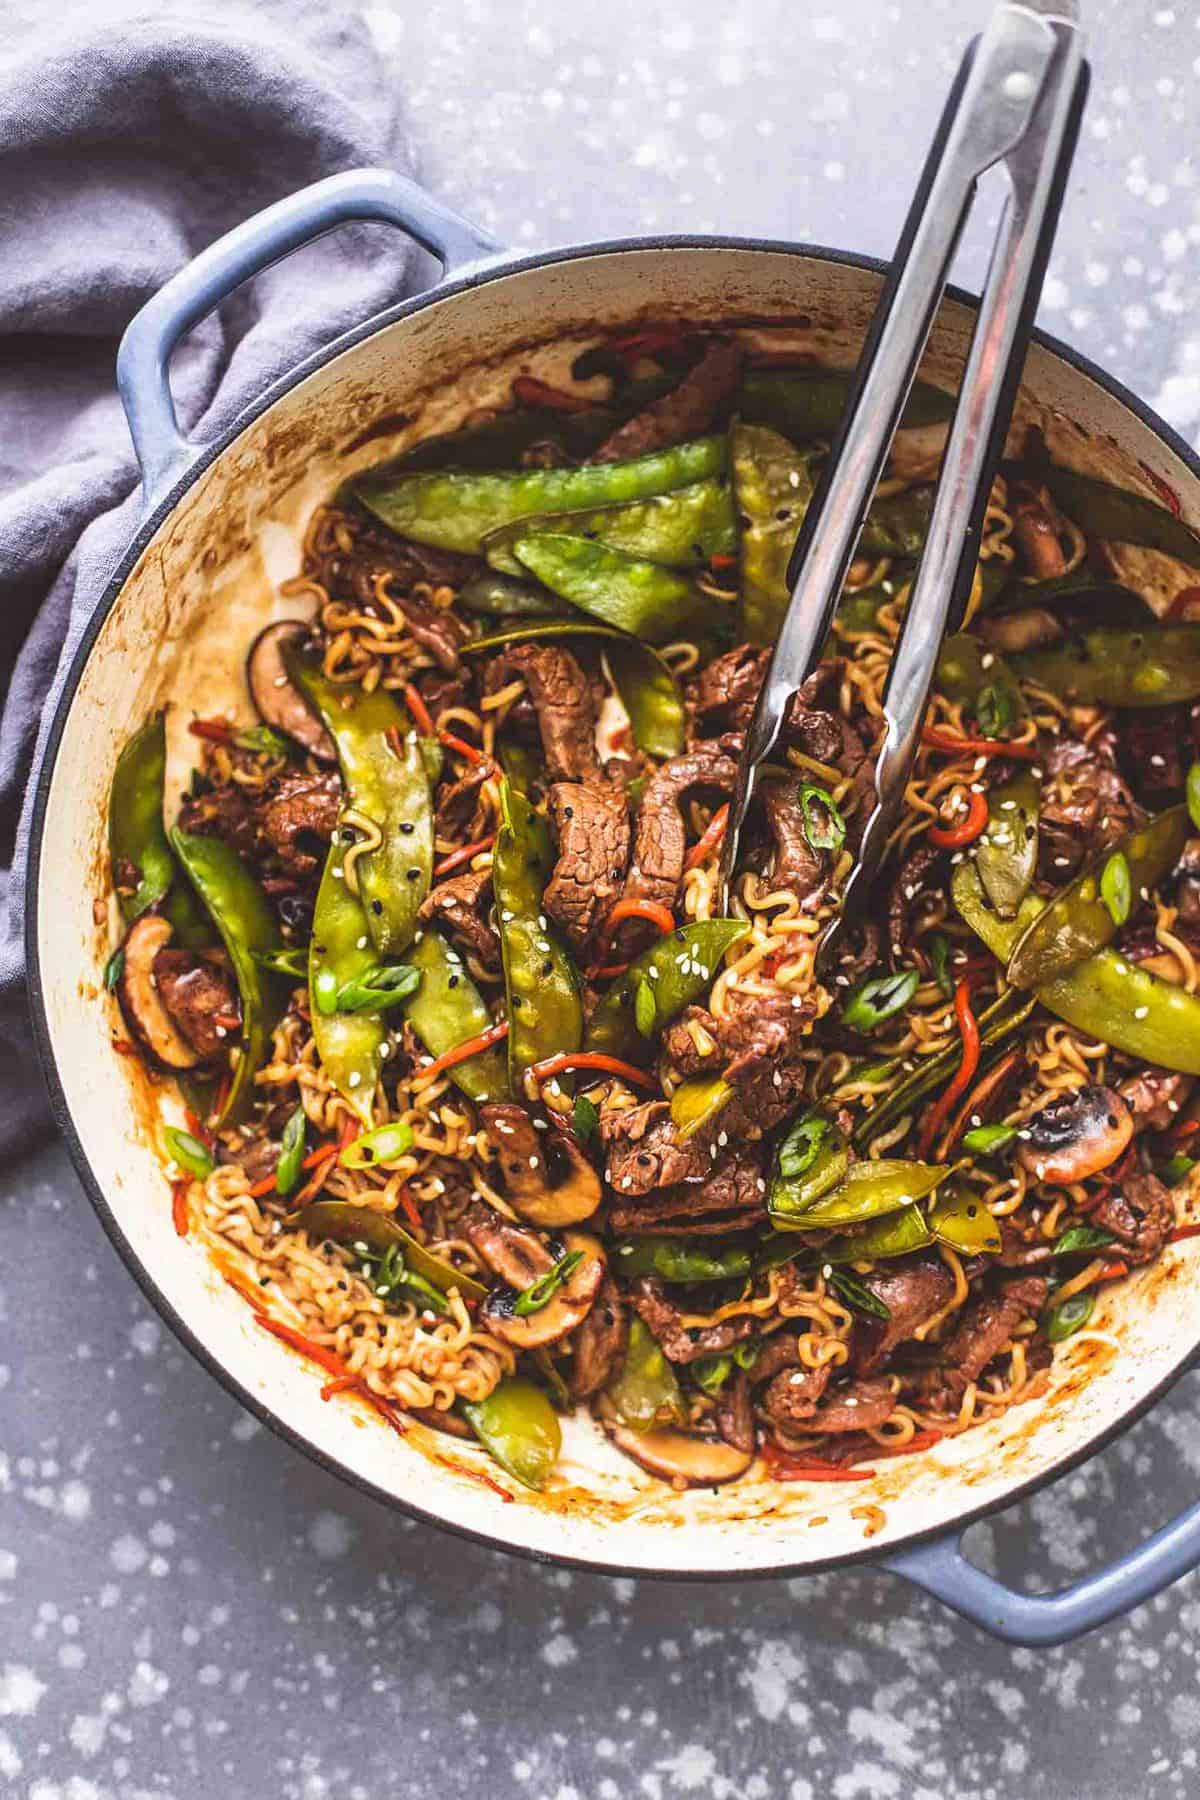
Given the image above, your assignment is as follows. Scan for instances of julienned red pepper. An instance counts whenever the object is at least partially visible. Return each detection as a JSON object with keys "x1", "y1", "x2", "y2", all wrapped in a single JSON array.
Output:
[
  {"x1": 921, "y1": 726, "x2": 1038, "y2": 763},
  {"x1": 594, "y1": 897, "x2": 677, "y2": 961},
  {"x1": 401, "y1": 683, "x2": 435, "y2": 738},
  {"x1": 929, "y1": 788, "x2": 989, "y2": 850},
  {"x1": 256, "y1": 1316, "x2": 407, "y2": 1439},
  {"x1": 684, "y1": 803, "x2": 730, "y2": 871},
  {"x1": 760, "y1": 1443, "x2": 877, "y2": 1482},
  {"x1": 917, "y1": 980, "x2": 982, "y2": 1158},
  {"x1": 512, "y1": 374, "x2": 592, "y2": 413},
  {"x1": 415, "y1": 1019, "x2": 510, "y2": 1084},
  {"x1": 529, "y1": 1050, "x2": 657, "y2": 1091},
  {"x1": 171, "y1": 1179, "x2": 190, "y2": 1238}
]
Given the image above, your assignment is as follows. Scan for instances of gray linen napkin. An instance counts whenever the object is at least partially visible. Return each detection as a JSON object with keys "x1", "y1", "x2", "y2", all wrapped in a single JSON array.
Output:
[{"x1": 0, "y1": 0, "x2": 419, "y2": 1157}]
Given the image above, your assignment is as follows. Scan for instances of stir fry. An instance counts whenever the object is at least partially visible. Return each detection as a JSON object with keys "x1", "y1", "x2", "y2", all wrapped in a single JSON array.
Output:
[{"x1": 104, "y1": 322, "x2": 1200, "y2": 1493}]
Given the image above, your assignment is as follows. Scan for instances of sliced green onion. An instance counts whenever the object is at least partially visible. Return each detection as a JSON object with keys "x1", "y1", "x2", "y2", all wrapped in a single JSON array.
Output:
[
  {"x1": 336, "y1": 963, "x2": 420, "y2": 1014},
  {"x1": 312, "y1": 966, "x2": 340, "y2": 1016},
  {"x1": 962, "y1": 1122, "x2": 1018, "y2": 1156},
  {"x1": 572, "y1": 1094, "x2": 600, "y2": 1143},
  {"x1": 104, "y1": 947, "x2": 125, "y2": 991},
  {"x1": 828, "y1": 1268, "x2": 891, "y2": 1321},
  {"x1": 164, "y1": 1127, "x2": 214, "y2": 1181},
  {"x1": 235, "y1": 724, "x2": 294, "y2": 758},
  {"x1": 799, "y1": 783, "x2": 846, "y2": 852},
  {"x1": 1160, "y1": 1153, "x2": 1196, "y2": 1185},
  {"x1": 927, "y1": 932, "x2": 953, "y2": 998},
  {"x1": 340, "y1": 1120, "x2": 415, "y2": 1169},
  {"x1": 692, "y1": 1354, "x2": 734, "y2": 1395},
  {"x1": 275, "y1": 1104, "x2": 307, "y2": 1197},
  {"x1": 732, "y1": 1338, "x2": 761, "y2": 1372},
  {"x1": 365, "y1": 1242, "x2": 450, "y2": 1316},
  {"x1": 513, "y1": 1249, "x2": 585, "y2": 1317},
  {"x1": 1100, "y1": 850, "x2": 1132, "y2": 927},
  {"x1": 841, "y1": 968, "x2": 919, "y2": 1032},
  {"x1": 634, "y1": 978, "x2": 657, "y2": 1038},
  {"x1": 976, "y1": 683, "x2": 1016, "y2": 740},
  {"x1": 1052, "y1": 1224, "x2": 1115, "y2": 1258},
  {"x1": 778, "y1": 1113, "x2": 834, "y2": 1181},
  {"x1": 1044, "y1": 1290, "x2": 1096, "y2": 1342}
]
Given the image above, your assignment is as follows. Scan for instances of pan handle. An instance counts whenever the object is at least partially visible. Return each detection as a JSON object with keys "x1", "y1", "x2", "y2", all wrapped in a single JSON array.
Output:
[
  {"x1": 883, "y1": 1492, "x2": 1200, "y2": 1646},
  {"x1": 116, "y1": 166, "x2": 502, "y2": 508}
]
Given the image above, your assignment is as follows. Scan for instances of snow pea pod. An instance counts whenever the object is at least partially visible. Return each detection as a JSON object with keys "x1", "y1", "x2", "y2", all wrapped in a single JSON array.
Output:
[
  {"x1": 739, "y1": 369, "x2": 954, "y2": 440},
  {"x1": 605, "y1": 1318, "x2": 685, "y2": 1431},
  {"x1": 511, "y1": 535, "x2": 707, "y2": 643},
  {"x1": 402, "y1": 930, "x2": 511, "y2": 1102},
  {"x1": 585, "y1": 920, "x2": 749, "y2": 1064},
  {"x1": 285, "y1": 648, "x2": 432, "y2": 956},
  {"x1": 669, "y1": 1073, "x2": 733, "y2": 1142},
  {"x1": 494, "y1": 778, "x2": 583, "y2": 1087},
  {"x1": 768, "y1": 1113, "x2": 850, "y2": 1222},
  {"x1": 483, "y1": 477, "x2": 736, "y2": 576},
  {"x1": 109, "y1": 714, "x2": 208, "y2": 942},
  {"x1": 466, "y1": 620, "x2": 686, "y2": 759},
  {"x1": 458, "y1": 571, "x2": 559, "y2": 617},
  {"x1": 168, "y1": 828, "x2": 288, "y2": 1125},
  {"x1": 1007, "y1": 805, "x2": 1188, "y2": 990},
  {"x1": 731, "y1": 421, "x2": 816, "y2": 645},
  {"x1": 786, "y1": 1160, "x2": 949, "y2": 1231},
  {"x1": 613, "y1": 1238, "x2": 753, "y2": 1284},
  {"x1": 820, "y1": 1205, "x2": 934, "y2": 1263},
  {"x1": 463, "y1": 1377, "x2": 562, "y2": 1490},
  {"x1": 291, "y1": 1200, "x2": 487, "y2": 1302},
  {"x1": 355, "y1": 435, "x2": 728, "y2": 554},
  {"x1": 928, "y1": 1185, "x2": 1002, "y2": 1255},
  {"x1": 309, "y1": 833, "x2": 385, "y2": 1125},
  {"x1": 974, "y1": 772, "x2": 1040, "y2": 921},
  {"x1": 1011, "y1": 625, "x2": 1200, "y2": 707},
  {"x1": 935, "y1": 632, "x2": 1027, "y2": 738},
  {"x1": 858, "y1": 484, "x2": 935, "y2": 558},
  {"x1": 953, "y1": 857, "x2": 1200, "y2": 1075},
  {"x1": 1040, "y1": 465, "x2": 1200, "y2": 567}
]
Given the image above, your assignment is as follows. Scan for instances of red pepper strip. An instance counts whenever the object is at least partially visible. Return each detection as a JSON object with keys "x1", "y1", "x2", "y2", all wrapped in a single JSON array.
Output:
[
  {"x1": 212, "y1": 1011, "x2": 242, "y2": 1033},
  {"x1": 1169, "y1": 1223, "x2": 1200, "y2": 1243},
  {"x1": 709, "y1": 553, "x2": 738, "y2": 572},
  {"x1": 446, "y1": 1457, "x2": 516, "y2": 1501},
  {"x1": 512, "y1": 374, "x2": 592, "y2": 413},
  {"x1": 439, "y1": 731, "x2": 484, "y2": 765},
  {"x1": 608, "y1": 324, "x2": 691, "y2": 363},
  {"x1": 920, "y1": 726, "x2": 1038, "y2": 763},
  {"x1": 594, "y1": 897, "x2": 677, "y2": 960},
  {"x1": 1139, "y1": 461, "x2": 1183, "y2": 518},
  {"x1": 171, "y1": 1179, "x2": 190, "y2": 1238},
  {"x1": 221, "y1": 1266, "x2": 270, "y2": 1316},
  {"x1": 401, "y1": 682, "x2": 435, "y2": 738},
  {"x1": 1167, "y1": 1119, "x2": 1200, "y2": 1148},
  {"x1": 415, "y1": 1020, "x2": 510, "y2": 1085},
  {"x1": 320, "y1": 1374, "x2": 361, "y2": 1400},
  {"x1": 247, "y1": 1171, "x2": 278, "y2": 1199},
  {"x1": 684, "y1": 803, "x2": 730, "y2": 872},
  {"x1": 929, "y1": 787, "x2": 989, "y2": 850},
  {"x1": 529, "y1": 1050, "x2": 657, "y2": 1091},
  {"x1": 188, "y1": 717, "x2": 236, "y2": 744},
  {"x1": 917, "y1": 980, "x2": 982, "y2": 1159},
  {"x1": 184, "y1": 1109, "x2": 216, "y2": 1151},
  {"x1": 1096, "y1": 1259, "x2": 1130, "y2": 1282},
  {"x1": 207, "y1": 1070, "x2": 232, "y2": 1127},
  {"x1": 396, "y1": 1185, "x2": 424, "y2": 1235},
  {"x1": 760, "y1": 1444, "x2": 877, "y2": 1483},
  {"x1": 433, "y1": 834, "x2": 497, "y2": 878},
  {"x1": 257, "y1": 1316, "x2": 408, "y2": 1439}
]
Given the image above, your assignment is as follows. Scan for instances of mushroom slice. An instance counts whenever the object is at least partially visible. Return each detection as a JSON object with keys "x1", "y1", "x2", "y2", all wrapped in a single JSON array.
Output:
[
  {"x1": 602, "y1": 1409, "x2": 753, "y2": 1486},
  {"x1": 482, "y1": 1230, "x2": 606, "y2": 1351},
  {"x1": 246, "y1": 622, "x2": 336, "y2": 762},
  {"x1": 1015, "y1": 1083, "x2": 1134, "y2": 1185},
  {"x1": 480, "y1": 1102, "x2": 602, "y2": 1226},
  {"x1": 115, "y1": 914, "x2": 204, "y2": 1071},
  {"x1": 977, "y1": 607, "x2": 1065, "y2": 655},
  {"x1": 460, "y1": 1200, "x2": 556, "y2": 1290}
]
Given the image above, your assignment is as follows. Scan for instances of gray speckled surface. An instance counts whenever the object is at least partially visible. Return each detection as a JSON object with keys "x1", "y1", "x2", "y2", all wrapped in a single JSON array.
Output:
[{"x1": 7, "y1": 2, "x2": 1200, "y2": 1795}]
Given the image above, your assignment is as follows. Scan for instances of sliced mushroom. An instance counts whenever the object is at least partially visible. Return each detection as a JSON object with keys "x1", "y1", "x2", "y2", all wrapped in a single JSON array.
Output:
[
  {"x1": 1015, "y1": 1083, "x2": 1133, "y2": 1185},
  {"x1": 570, "y1": 1272, "x2": 628, "y2": 1399},
  {"x1": 115, "y1": 914, "x2": 204, "y2": 1071},
  {"x1": 977, "y1": 607, "x2": 1065, "y2": 655},
  {"x1": 480, "y1": 1103, "x2": 602, "y2": 1226},
  {"x1": 460, "y1": 1200, "x2": 555, "y2": 1290},
  {"x1": 246, "y1": 622, "x2": 336, "y2": 762},
  {"x1": 1012, "y1": 483, "x2": 1070, "y2": 580},
  {"x1": 481, "y1": 1230, "x2": 606, "y2": 1351},
  {"x1": 601, "y1": 1407, "x2": 753, "y2": 1487}
]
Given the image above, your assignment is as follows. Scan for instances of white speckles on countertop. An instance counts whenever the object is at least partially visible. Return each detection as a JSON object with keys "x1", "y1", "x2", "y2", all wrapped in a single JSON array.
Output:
[{"x1": 7, "y1": 1, "x2": 1200, "y2": 1795}]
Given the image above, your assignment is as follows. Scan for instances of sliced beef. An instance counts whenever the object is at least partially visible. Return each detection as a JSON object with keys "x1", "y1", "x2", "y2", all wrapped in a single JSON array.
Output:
[
  {"x1": 761, "y1": 1361, "x2": 831, "y2": 1431},
  {"x1": 1091, "y1": 1171, "x2": 1175, "y2": 1266},
  {"x1": 619, "y1": 744, "x2": 738, "y2": 936},
  {"x1": 853, "y1": 1254, "x2": 956, "y2": 1376},
  {"x1": 1174, "y1": 838, "x2": 1200, "y2": 929},
  {"x1": 761, "y1": 778, "x2": 827, "y2": 909},
  {"x1": 1037, "y1": 733, "x2": 1142, "y2": 885},
  {"x1": 417, "y1": 867, "x2": 499, "y2": 969},
  {"x1": 715, "y1": 1372, "x2": 756, "y2": 1454},
  {"x1": 393, "y1": 592, "x2": 470, "y2": 673},
  {"x1": 177, "y1": 782, "x2": 260, "y2": 861},
  {"x1": 606, "y1": 1150, "x2": 767, "y2": 1236},
  {"x1": 811, "y1": 1377, "x2": 895, "y2": 1434},
  {"x1": 571, "y1": 1273, "x2": 628, "y2": 1398},
  {"x1": 349, "y1": 556, "x2": 471, "y2": 671},
  {"x1": 485, "y1": 643, "x2": 600, "y2": 783},
  {"x1": 602, "y1": 1100, "x2": 711, "y2": 1194},
  {"x1": 630, "y1": 1277, "x2": 757, "y2": 1364},
  {"x1": 257, "y1": 771, "x2": 342, "y2": 878},
  {"x1": 590, "y1": 338, "x2": 742, "y2": 463},
  {"x1": 1119, "y1": 1069, "x2": 1193, "y2": 1135},
  {"x1": 913, "y1": 1275, "x2": 1048, "y2": 1412},
  {"x1": 691, "y1": 645, "x2": 769, "y2": 736},
  {"x1": 435, "y1": 762, "x2": 493, "y2": 841},
  {"x1": 413, "y1": 667, "x2": 470, "y2": 725},
  {"x1": 887, "y1": 842, "x2": 943, "y2": 957},
  {"x1": 543, "y1": 781, "x2": 630, "y2": 948},
  {"x1": 152, "y1": 951, "x2": 240, "y2": 1060},
  {"x1": 658, "y1": 988, "x2": 816, "y2": 1139},
  {"x1": 1119, "y1": 706, "x2": 1187, "y2": 808}
]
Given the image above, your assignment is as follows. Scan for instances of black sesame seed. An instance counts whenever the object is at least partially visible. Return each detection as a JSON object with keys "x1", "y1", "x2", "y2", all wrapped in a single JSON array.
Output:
[
  {"x1": 407, "y1": 868, "x2": 421, "y2": 881},
  {"x1": 400, "y1": 821, "x2": 415, "y2": 835}
]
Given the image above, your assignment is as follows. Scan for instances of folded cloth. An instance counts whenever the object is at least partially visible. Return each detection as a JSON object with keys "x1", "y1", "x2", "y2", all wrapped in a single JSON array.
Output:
[{"x1": 0, "y1": 0, "x2": 418, "y2": 1159}]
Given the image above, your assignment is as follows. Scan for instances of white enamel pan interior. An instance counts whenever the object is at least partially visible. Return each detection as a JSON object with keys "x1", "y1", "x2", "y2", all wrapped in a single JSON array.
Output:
[{"x1": 28, "y1": 229, "x2": 1200, "y2": 1582}]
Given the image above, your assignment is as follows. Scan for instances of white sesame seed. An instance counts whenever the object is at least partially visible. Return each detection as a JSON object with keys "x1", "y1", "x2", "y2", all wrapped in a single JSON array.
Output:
[
  {"x1": 1134, "y1": 1005, "x2": 1149, "y2": 1019},
  {"x1": 348, "y1": 1071, "x2": 361, "y2": 1088}
]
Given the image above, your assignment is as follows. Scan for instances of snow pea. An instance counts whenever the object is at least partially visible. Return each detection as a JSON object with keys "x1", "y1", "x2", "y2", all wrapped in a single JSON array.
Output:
[
  {"x1": 929, "y1": 1185, "x2": 1002, "y2": 1254},
  {"x1": 786, "y1": 1159, "x2": 949, "y2": 1231},
  {"x1": 739, "y1": 369, "x2": 954, "y2": 441},
  {"x1": 168, "y1": 828, "x2": 288, "y2": 1125},
  {"x1": 974, "y1": 772, "x2": 1041, "y2": 921},
  {"x1": 109, "y1": 714, "x2": 208, "y2": 942},
  {"x1": 1007, "y1": 805, "x2": 1188, "y2": 989},
  {"x1": 1040, "y1": 466, "x2": 1200, "y2": 567},
  {"x1": 402, "y1": 930, "x2": 511, "y2": 1102},
  {"x1": 613, "y1": 1238, "x2": 753, "y2": 1284},
  {"x1": 466, "y1": 620, "x2": 686, "y2": 759},
  {"x1": 669, "y1": 1073, "x2": 733, "y2": 1142},
  {"x1": 605, "y1": 1318, "x2": 685, "y2": 1431},
  {"x1": 309, "y1": 833, "x2": 386, "y2": 1125},
  {"x1": 494, "y1": 778, "x2": 583, "y2": 1087},
  {"x1": 820, "y1": 1204, "x2": 934, "y2": 1263},
  {"x1": 285, "y1": 648, "x2": 432, "y2": 955},
  {"x1": 483, "y1": 477, "x2": 736, "y2": 576},
  {"x1": 463, "y1": 1377, "x2": 562, "y2": 1491},
  {"x1": 731, "y1": 421, "x2": 816, "y2": 646},
  {"x1": 356, "y1": 435, "x2": 729, "y2": 554},
  {"x1": 458, "y1": 571, "x2": 559, "y2": 617},
  {"x1": 292, "y1": 1201, "x2": 487, "y2": 1301},
  {"x1": 953, "y1": 857, "x2": 1200, "y2": 1074},
  {"x1": 935, "y1": 632, "x2": 1027, "y2": 738},
  {"x1": 858, "y1": 484, "x2": 935, "y2": 558},
  {"x1": 585, "y1": 920, "x2": 749, "y2": 1064},
  {"x1": 768, "y1": 1114, "x2": 850, "y2": 1222},
  {"x1": 1011, "y1": 625, "x2": 1200, "y2": 707},
  {"x1": 510, "y1": 535, "x2": 707, "y2": 643}
]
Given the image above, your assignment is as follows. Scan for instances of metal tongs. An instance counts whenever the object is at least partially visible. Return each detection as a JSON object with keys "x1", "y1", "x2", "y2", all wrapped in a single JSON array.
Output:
[{"x1": 721, "y1": 0, "x2": 1089, "y2": 965}]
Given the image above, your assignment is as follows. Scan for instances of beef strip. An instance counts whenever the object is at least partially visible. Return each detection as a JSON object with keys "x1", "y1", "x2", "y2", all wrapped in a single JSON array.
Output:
[
  {"x1": 543, "y1": 781, "x2": 630, "y2": 948},
  {"x1": 912, "y1": 1275, "x2": 1048, "y2": 1412},
  {"x1": 630, "y1": 1277, "x2": 757, "y2": 1364},
  {"x1": 152, "y1": 951, "x2": 240, "y2": 1060},
  {"x1": 760, "y1": 778, "x2": 827, "y2": 909},
  {"x1": 394, "y1": 593, "x2": 469, "y2": 673},
  {"x1": 1174, "y1": 838, "x2": 1200, "y2": 928},
  {"x1": 1037, "y1": 733, "x2": 1142, "y2": 885},
  {"x1": 350, "y1": 559, "x2": 471, "y2": 672},
  {"x1": 177, "y1": 782, "x2": 260, "y2": 861},
  {"x1": 715, "y1": 1372, "x2": 756, "y2": 1454},
  {"x1": 571, "y1": 1274, "x2": 628, "y2": 1398},
  {"x1": 760, "y1": 1361, "x2": 831, "y2": 1431},
  {"x1": 417, "y1": 867, "x2": 499, "y2": 969},
  {"x1": 590, "y1": 339, "x2": 742, "y2": 463},
  {"x1": 485, "y1": 643, "x2": 600, "y2": 783},
  {"x1": 257, "y1": 771, "x2": 342, "y2": 878},
  {"x1": 606, "y1": 1150, "x2": 767, "y2": 1236},
  {"x1": 887, "y1": 842, "x2": 944, "y2": 957},
  {"x1": 413, "y1": 667, "x2": 470, "y2": 724},
  {"x1": 690, "y1": 645, "x2": 769, "y2": 736},
  {"x1": 1119, "y1": 706, "x2": 1187, "y2": 808},
  {"x1": 810, "y1": 1377, "x2": 896, "y2": 1434},
  {"x1": 852, "y1": 1254, "x2": 956, "y2": 1375},
  {"x1": 1091, "y1": 1170, "x2": 1175, "y2": 1266},
  {"x1": 1119, "y1": 1069, "x2": 1194, "y2": 1134},
  {"x1": 658, "y1": 988, "x2": 816, "y2": 1140},
  {"x1": 435, "y1": 762, "x2": 493, "y2": 841},
  {"x1": 601, "y1": 1100, "x2": 712, "y2": 1194},
  {"x1": 996, "y1": 1217, "x2": 1054, "y2": 1270},
  {"x1": 619, "y1": 744, "x2": 739, "y2": 937}
]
